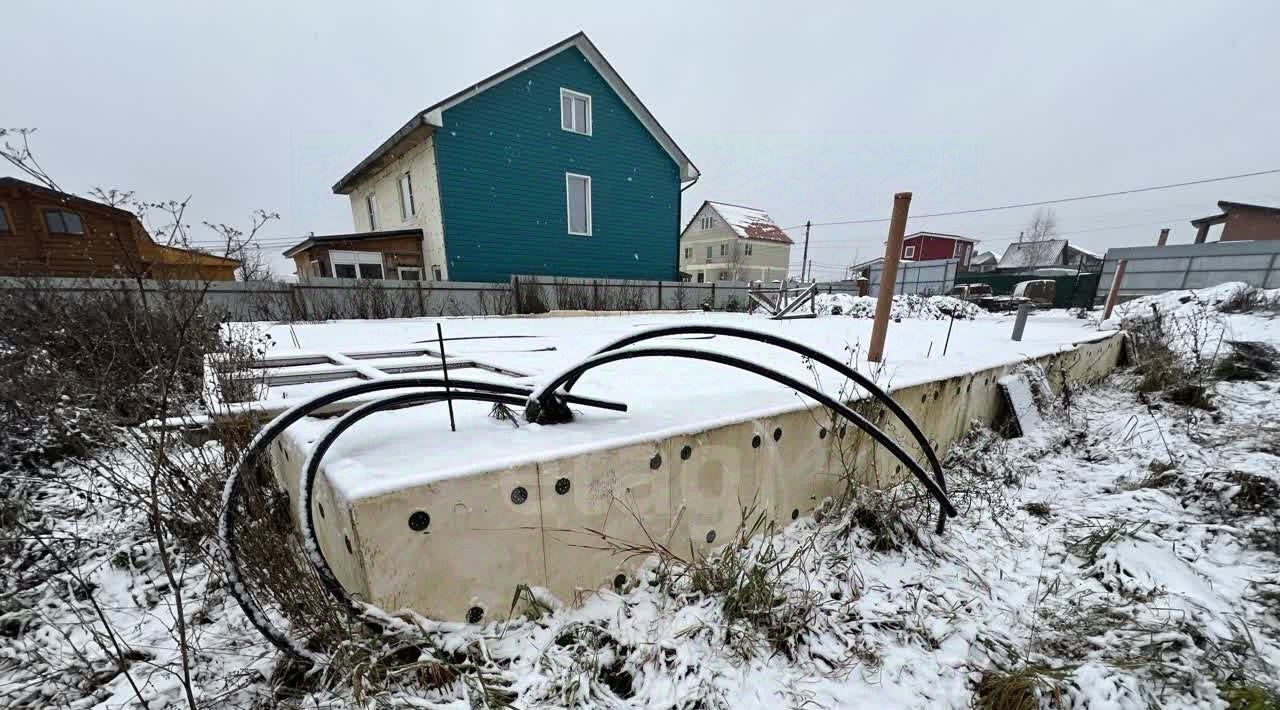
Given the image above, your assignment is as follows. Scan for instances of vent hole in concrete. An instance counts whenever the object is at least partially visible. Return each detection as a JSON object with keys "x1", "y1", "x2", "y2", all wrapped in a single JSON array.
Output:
[
  {"x1": 613, "y1": 573, "x2": 626, "y2": 590},
  {"x1": 773, "y1": 427, "x2": 782, "y2": 442},
  {"x1": 649, "y1": 453, "x2": 662, "y2": 470},
  {"x1": 510, "y1": 486, "x2": 528, "y2": 505},
  {"x1": 920, "y1": 393, "x2": 928, "y2": 404},
  {"x1": 680, "y1": 445, "x2": 692, "y2": 460},
  {"x1": 408, "y1": 511, "x2": 430, "y2": 531},
  {"x1": 819, "y1": 427, "x2": 827, "y2": 439},
  {"x1": 344, "y1": 536, "x2": 352, "y2": 554},
  {"x1": 555, "y1": 477, "x2": 571, "y2": 495},
  {"x1": 751, "y1": 434, "x2": 761, "y2": 449},
  {"x1": 466, "y1": 606, "x2": 484, "y2": 624},
  {"x1": 791, "y1": 508, "x2": 799, "y2": 520},
  {"x1": 706, "y1": 529, "x2": 717, "y2": 544}
]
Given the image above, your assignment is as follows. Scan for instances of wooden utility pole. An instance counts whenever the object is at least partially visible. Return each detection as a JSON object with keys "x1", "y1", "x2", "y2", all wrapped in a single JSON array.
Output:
[
  {"x1": 801, "y1": 220, "x2": 811, "y2": 281},
  {"x1": 1156, "y1": 228, "x2": 1170, "y2": 246},
  {"x1": 1102, "y1": 259, "x2": 1128, "y2": 321},
  {"x1": 868, "y1": 192, "x2": 913, "y2": 363}
]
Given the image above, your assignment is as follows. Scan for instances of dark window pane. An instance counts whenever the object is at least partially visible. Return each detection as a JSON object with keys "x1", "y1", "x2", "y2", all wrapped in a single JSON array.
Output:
[
  {"x1": 63, "y1": 212, "x2": 83, "y2": 234},
  {"x1": 0, "y1": 206, "x2": 8, "y2": 231},
  {"x1": 44, "y1": 210, "x2": 64, "y2": 232},
  {"x1": 573, "y1": 98, "x2": 588, "y2": 132},
  {"x1": 561, "y1": 94, "x2": 573, "y2": 130},
  {"x1": 334, "y1": 263, "x2": 357, "y2": 278},
  {"x1": 400, "y1": 268, "x2": 421, "y2": 281},
  {"x1": 568, "y1": 177, "x2": 589, "y2": 233},
  {"x1": 358, "y1": 262, "x2": 383, "y2": 279}
]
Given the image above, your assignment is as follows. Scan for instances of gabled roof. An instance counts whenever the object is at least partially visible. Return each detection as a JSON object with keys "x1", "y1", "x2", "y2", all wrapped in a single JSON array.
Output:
[
  {"x1": 332, "y1": 32, "x2": 698, "y2": 194},
  {"x1": 904, "y1": 231, "x2": 979, "y2": 244},
  {"x1": 997, "y1": 239, "x2": 1067, "y2": 269},
  {"x1": 282, "y1": 228, "x2": 423, "y2": 258},
  {"x1": 0, "y1": 176, "x2": 137, "y2": 219},
  {"x1": 702, "y1": 201, "x2": 794, "y2": 244},
  {"x1": 971, "y1": 250, "x2": 999, "y2": 264}
]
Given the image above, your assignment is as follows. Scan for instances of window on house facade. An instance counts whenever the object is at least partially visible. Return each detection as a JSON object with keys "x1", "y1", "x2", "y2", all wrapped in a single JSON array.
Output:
[
  {"x1": 560, "y1": 89, "x2": 592, "y2": 135},
  {"x1": 904, "y1": 245, "x2": 915, "y2": 259},
  {"x1": 700, "y1": 216, "x2": 715, "y2": 230},
  {"x1": 432, "y1": 265, "x2": 443, "y2": 281},
  {"x1": 705, "y1": 246, "x2": 713, "y2": 259},
  {"x1": 720, "y1": 243, "x2": 727, "y2": 256},
  {"x1": 398, "y1": 172, "x2": 415, "y2": 220},
  {"x1": 397, "y1": 266, "x2": 422, "y2": 280},
  {"x1": 330, "y1": 250, "x2": 385, "y2": 279},
  {"x1": 366, "y1": 194, "x2": 379, "y2": 230},
  {"x1": 0, "y1": 206, "x2": 9, "y2": 232},
  {"x1": 566, "y1": 173, "x2": 592, "y2": 235},
  {"x1": 683, "y1": 247, "x2": 692, "y2": 259},
  {"x1": 953, "y1": 241, "x2": 966, "y2": 258},
  {"x1": 718, "y1": 271, "x2": 729, "y2": 281},
  {"x1": 43, "y1": 209, "x2": 84, "y2": 235},
  {"x1": 744, "y1": 243, "x2": 753, "y2": 256},
  {"x1": 696, "y1": 272, "x2": 704, "y2": 283}
]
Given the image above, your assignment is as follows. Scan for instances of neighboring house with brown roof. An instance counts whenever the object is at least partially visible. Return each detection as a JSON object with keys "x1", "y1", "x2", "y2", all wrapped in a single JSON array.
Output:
[
  {"x1": 283, "y1": 228, "x2": 429, "y2": 281},
  {"x1": 1190, "y1": 201, "x2": 1280, "y2": 243},
  {"x1": 678, "y1": 201, "x2": 793, "y2": 282},
  {"x1": 0, "y1": 177, "x2": 240, "y2": 281}
]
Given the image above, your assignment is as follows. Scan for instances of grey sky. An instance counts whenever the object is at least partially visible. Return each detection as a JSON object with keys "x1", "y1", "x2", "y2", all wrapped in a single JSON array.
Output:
[{"x1": 5, "y1": 1, "x2": 1279, "y2": 280}]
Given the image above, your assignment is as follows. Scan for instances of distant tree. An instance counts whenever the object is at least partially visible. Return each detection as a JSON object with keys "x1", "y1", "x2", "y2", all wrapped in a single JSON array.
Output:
[{"x1": 1017, "y1": 208, "x2": 1063, "y2": 268}]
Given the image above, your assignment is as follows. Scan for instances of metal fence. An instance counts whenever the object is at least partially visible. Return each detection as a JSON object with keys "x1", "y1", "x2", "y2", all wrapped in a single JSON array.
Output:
[
  {"x1": 865, "y1": 258, "x2": 958, "y2": 296},
  {"x1": 1095, "y1": 240, "x2": 1280, "y2": 303},
  {"x1": 0, "y1": 274, "x2": 761, "y2": 322}
]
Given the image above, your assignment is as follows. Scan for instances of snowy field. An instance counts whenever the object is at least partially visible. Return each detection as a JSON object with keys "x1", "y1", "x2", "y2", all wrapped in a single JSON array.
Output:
[
  {"x1": 248, "y1": 308, "x2": 1110, "y2": 501},
  {"x1": 4, "y1": 288, "x2": 1280, "y2": 708}
]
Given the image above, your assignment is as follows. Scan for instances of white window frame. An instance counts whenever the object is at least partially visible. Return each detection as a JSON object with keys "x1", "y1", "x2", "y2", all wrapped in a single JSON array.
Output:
[
  {"x1": 744, "y1": 243, "x2": 753, "y2": 256},
  {"x1": 398, "y1": 172, "x2": 415, "y2": 221},
  {"x1": 560, "y1": 88, "x2": 592, "y2": 136},
  {"x1": 565, "y1": 173, "x2": 592, "y2": 236},
  {"x1": 720, "y1": 243, "x2": 727, "y2": 256},
  {"x1": 431, "y1": 265, "x2": 443, "y2": 281},
  {"x1": 953, "y1": 241, "x2": 965, "y2": 258},
  {"x1": 683, "y1": 247, "x2": 692, "y2": 259},
  {"x1": 330, "y1": 250, "x2": 385, "y2": 280},
  {"x1": 365, "y1": 193, "x2": 379, "y2": 230},
  {"x1": 904, "y1": 245, "x2": 916, "y2": 259},
  {"x1": 705, "y1": 246, "x2": 713, "y2": 260},
  {"x1": 397, "y1": 266, "x2": 422, "y2": 280}
]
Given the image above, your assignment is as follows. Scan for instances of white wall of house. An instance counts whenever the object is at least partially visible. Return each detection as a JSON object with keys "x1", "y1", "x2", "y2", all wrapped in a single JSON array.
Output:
[
  {"x1": 678, "y1": 203, "x2": 790, "y2": 283},
  {"x1": 345, "y1": 135, "x2": 449, "y2": 280}
]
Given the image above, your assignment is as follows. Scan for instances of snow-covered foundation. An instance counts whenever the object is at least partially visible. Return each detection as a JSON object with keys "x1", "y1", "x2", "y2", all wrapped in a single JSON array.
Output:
[{"x1": 266, "y1": 327, "x2": 1124, "y2": 624}]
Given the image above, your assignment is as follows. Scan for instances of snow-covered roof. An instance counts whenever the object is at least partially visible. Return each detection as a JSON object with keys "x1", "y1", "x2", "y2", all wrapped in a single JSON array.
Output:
[
  {"x1": 1066, "y1": 244, "x2": 1101, "y2": 259},
  {"x1": 705, "y1": 201, "x2": 794, "y2": 244},
  {"x1": 971, "y1": 250, "x2": 999, "y2": 264},
  {"x1": 998, "y1": 240, "x2": 1067, "y2": 269}
]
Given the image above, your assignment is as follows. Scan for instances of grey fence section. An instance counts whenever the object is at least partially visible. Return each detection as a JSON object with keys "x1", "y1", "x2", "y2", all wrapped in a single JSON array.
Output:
[
  {"x1": 1095, "y1": 241, "x2": 1280, "y2": 303},
  {"x1": 510, "y1": 274, "x2": 751, "y2": 312},
  {"x1": 867, "y1": 258, "x2": 958, "y2": 297},
  {"x1": 0, "y1": 274, "x2": 758, "y2": 321}
]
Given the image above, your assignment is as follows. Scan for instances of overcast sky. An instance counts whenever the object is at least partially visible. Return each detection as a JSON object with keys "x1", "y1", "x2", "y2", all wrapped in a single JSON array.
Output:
[{"x1": 6, "y1": 1, "x2": 1279, "y2": 280}]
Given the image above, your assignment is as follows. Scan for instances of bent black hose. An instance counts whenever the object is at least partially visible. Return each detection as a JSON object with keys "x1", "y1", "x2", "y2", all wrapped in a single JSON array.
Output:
[
  {"x1": 561, "y1": 324, "x2": 950, "y2": 532},
  {"x1": 219, "y1": 376, "x2": 622, "y2": 660},
  {"x1": 297, "y1": 391, "x2": 529, "y2": 617},
  {"x1": 530, "y1": 347, "x2": 958, "y2": 521}
]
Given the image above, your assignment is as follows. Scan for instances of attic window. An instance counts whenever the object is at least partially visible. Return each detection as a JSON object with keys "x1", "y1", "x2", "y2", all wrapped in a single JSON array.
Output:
[
  {"x1": 904, "y1": 245, "x2": 915, "y2": 259},
  {"x1": 560, "y1": 89, "x2": 592, "y2": 135},
  {"x1": 43, "y1": 209, "x2": 84, "y2": 235},
  {"x1": 700, "y1": 216, "x2": 714, "y2": 230}
]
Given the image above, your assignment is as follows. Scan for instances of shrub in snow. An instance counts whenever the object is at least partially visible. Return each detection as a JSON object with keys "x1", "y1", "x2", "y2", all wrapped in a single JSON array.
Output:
[{"x1": 814, "y1": 293, "x2": 980, "y2": 320}]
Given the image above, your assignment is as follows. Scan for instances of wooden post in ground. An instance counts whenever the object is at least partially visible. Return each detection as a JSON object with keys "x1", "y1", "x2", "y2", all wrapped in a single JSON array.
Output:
[
  {"x1": 1102, "y1": 259, "x2": 1128, "y2": 321},
  {"x1": 1156, "y1": 228, "x2": 1170, "y2": 246},
  {"x1": 868, "y1": 192, "x2": 913, "y2": 362}
]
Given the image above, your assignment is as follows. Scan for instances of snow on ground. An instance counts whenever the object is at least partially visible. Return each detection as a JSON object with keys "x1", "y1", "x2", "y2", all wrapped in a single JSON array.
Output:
[
  {"x1": 5, "y1": 290, "x2": 1279, "y2": 708},
  {"x1": 814, "y1": 293, "x2": 981, "y2": 320},
  {"x1": 245, "y1": 309, "x2": 1105, "y2": 501}
]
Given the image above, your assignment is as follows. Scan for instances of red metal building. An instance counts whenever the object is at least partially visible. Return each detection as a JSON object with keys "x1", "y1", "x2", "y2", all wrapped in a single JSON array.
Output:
[{"x1": 901, "y1": 231, "x2": 978, "y2": 269}]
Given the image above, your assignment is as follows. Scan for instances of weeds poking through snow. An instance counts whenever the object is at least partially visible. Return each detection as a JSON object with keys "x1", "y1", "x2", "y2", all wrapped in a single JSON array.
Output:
[{"x1": 974, "y1": 666, "x2": 1065, "y2": 710}]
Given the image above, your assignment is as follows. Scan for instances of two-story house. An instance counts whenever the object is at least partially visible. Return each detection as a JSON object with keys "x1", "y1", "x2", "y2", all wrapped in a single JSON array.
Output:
[
  {"x1": 899, "y1": 232, "x2": 978, "y2": 269},
  {"x1": 678, "y1": 201, "x2": 792, "y2": 283},
  {"x1": 285, "y1": 32, "x2": 698, "y2": 283}
]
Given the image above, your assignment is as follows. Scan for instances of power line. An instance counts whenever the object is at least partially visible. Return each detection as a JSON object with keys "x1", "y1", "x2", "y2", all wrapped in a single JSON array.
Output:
[{"x1": 781, "y1": 168, "x2": 1280, "y2": 231}]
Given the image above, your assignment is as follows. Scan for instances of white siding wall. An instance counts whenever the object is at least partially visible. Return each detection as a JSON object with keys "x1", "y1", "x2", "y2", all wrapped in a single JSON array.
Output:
[
  {"x1": 345, "y1": 135, "x2": 449, "y2": 279},
  {"x1": 678, "y1": 203, "x2": 791, "y2": 282}
]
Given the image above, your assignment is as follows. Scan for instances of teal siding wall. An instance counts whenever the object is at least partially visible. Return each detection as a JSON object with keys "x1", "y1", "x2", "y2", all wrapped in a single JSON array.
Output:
[{"x1": 434, "y1": 48, "x2": 681, "y2": 282}]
